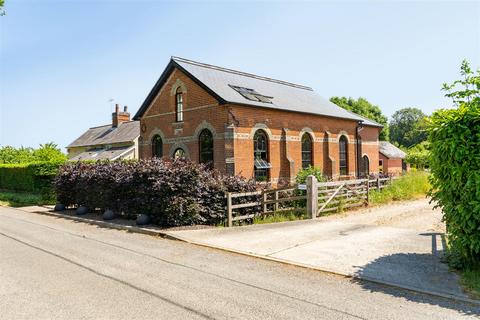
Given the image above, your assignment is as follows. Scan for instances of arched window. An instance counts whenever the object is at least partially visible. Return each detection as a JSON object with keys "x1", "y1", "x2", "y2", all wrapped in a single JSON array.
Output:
[
  {"x1": 152, "y1": 135, "x2": 163, "y2": 158},
  {"x1": 362, "y1": 155, "x2": 370, "y2": 177},
  {"x1": 175, "y1": 87, "x2": 183, "y2": 122},
  {"x1": 199, "y1": 129, "x2": 214, "y2": 168},
  {"x1": 301, "y1": 133, "x2": 313, "y2": 169},
  {"x1": 253, "y1": 130, "x2": 270, "y2": 181},
  {"x1": 339, "y1": 135, "x2": 348, "y2": 176},
  {"x1": 173, "y1": 148, "x2": 185, "y2": 159}
]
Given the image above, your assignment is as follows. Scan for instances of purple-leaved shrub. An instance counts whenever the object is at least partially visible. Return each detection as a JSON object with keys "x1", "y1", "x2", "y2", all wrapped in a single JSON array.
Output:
[{"x1": 54, "y1": 158, "x2": 259, "y2": 226}]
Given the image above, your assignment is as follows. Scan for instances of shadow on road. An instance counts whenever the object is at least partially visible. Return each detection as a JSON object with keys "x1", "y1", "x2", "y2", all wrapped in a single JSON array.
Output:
[{"x1": 352, "y1": 232, "x2": 480, "y2": 315}]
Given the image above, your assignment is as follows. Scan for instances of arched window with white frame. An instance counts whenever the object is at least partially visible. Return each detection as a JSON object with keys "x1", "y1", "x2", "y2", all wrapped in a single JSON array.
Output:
[
  {"x1": 253, "y1": 130, "x2": 271, "y2": 181},
  {"x1": 175, "y1": 87, "x2": 183, "y2": 122}
]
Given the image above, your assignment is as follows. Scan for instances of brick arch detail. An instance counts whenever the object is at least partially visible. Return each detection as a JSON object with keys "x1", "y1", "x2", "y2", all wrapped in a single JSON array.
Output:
[
  {"x1": 299, "y1": 127, "x2": 315, "y2": 141},
  {"x1": 194, "y1": 120, "x2": 217, "y2": 139},
  {"x1": 249, "y1": 123, "x2": 273, "y2": 140},
  {"x1": 337, "y1": 130, "x2": 351, "y2": 143},
  {"x1": 170, "y1": 79, "x2": 187, "y2": 96},
  {"x1": 147, "y1": 128, "x2": 166, "y2": 145}
]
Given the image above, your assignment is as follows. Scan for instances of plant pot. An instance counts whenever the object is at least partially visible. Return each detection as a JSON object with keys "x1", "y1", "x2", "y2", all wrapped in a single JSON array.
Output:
[
  {"x1": 76, "y1": 206, "x2": 89, "y2": 215},
  {"x1": 103, "y1": 209, "x2": 115, "y2": 220},
  {"x1": 54, "y1": 203, "x2": 66, "y2": 211},
  {"x1": 136, "y1": 214, "x2": 150, "y2": 226}
]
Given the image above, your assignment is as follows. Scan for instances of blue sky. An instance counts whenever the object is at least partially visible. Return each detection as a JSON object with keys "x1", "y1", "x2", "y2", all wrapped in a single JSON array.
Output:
[{"x1": 1, "y1": 0, "x2": 479, "y2": 149}]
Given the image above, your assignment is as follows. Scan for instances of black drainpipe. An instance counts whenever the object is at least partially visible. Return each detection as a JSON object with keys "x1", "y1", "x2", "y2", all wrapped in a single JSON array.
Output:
[{"x1": 355, "y1": 122, "x2": 363, "y2": 178}]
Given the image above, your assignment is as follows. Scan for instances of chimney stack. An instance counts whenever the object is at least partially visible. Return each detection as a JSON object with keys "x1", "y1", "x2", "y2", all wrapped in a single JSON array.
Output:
[{"x1": 112, "y1": 103, "x2": 130, "y2": 127}]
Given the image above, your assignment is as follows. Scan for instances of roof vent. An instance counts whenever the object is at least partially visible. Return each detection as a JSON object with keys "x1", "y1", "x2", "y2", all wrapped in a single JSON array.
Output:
[{"x1": 229, "y1": 85, "x2": 273, "y2": 104}]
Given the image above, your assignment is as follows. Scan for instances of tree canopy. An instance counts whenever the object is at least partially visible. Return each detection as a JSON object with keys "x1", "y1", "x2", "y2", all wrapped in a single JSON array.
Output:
[
  {"x1": 330, "y1": 96, "x2": 389, "y2": 140},
  {"x1": 389, "y1": 107, "x2": 428, "y2": 148},
  {"x1": 0, "y1": 142, "x2": 67, "y2": 164}
]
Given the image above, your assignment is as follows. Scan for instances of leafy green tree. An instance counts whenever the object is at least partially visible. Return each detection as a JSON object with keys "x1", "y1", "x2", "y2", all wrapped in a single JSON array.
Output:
[
  {"x1": 390, "y1": 107, "x2": 428, "y2": 148},
  {"x1": 0, "y1": 0, "x2": 5, "y2": 16},
  {"x1": 405, "y1": 141, "x2": 429, "y2": 169},
  {"x1": 0, "y1": 142, "x2": 66, "y2": 164},
  {"x1": 330, "y1": 96, "x2": 389, "y2": 140},
  {"x1": 429, "y1": 59, "x2": 480, "y2": 267},
  {"x1": 33, "y1": 142, "x2": 67, "y2": 162}
]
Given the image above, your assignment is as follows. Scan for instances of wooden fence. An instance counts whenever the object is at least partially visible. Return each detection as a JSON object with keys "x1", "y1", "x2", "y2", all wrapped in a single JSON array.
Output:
[{"x1": 225, "y1": 176, "x2": 396, "y2": 227}]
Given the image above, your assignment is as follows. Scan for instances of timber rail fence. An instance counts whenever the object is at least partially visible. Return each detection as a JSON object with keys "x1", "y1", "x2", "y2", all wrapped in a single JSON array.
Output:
[{"x1": 225, "y1": 176, "x2": 395, "y2": 227}]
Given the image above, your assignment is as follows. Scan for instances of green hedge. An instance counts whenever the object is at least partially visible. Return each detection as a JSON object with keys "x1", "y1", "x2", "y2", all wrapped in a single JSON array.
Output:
[
  {"x1": 429, "y1": 60, "x2": 480, "y2": 267},
  {"x1": 0, "y1": 161, "x2": 64, "y2": 196}
]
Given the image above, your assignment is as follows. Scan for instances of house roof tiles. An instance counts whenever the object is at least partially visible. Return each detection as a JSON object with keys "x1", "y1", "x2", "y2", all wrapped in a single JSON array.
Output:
[
  {"x1": 67, "y1": 121, "x2": 139, "y2": 148},
  {"x1": 133, "y1": 57, "x2": 383, "y2": 128},
  {"x1": 379, "y1": 141, "x2": 407, "y2": 159}
]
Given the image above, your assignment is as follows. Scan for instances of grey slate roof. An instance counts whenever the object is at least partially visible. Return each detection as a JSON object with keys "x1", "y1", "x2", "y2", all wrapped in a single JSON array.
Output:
[
  {"x1": 133, "y1": 57, "x2": 383, "y2": 128},
  {"x1": 69, "y1": 145, "x2": 135, "y2": 161},
  {"x1": 67, "y1": 121, "x2": 139, "y2": 148},
  {"x1": 379, "y1": 141, "x2": 407, "y2": 159}
]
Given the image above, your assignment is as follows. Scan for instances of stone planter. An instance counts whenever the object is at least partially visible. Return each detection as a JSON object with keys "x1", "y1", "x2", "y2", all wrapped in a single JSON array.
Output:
[
  {"x1": 76, "y1": 206, "x2": 89, "y2": 215},
  {"x1": 54, "y1": 203, "x2": 66, "y2": 211},
  {"x1": 103, "y1": 209, "x2": 115, "y2": 220},
  {"x1": 136, "y1": 214, "x2": 150, "y2": 226}
]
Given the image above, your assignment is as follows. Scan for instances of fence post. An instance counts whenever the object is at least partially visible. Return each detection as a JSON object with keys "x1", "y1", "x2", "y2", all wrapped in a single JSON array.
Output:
[
  {"x1": 366, "y1": 179, "x2": 370, "y2": 205},
  {"x1": 306, "y1": 175, "x2": 318, "y2": 219},
  {"x1": 274, "y1": 190, "x2": 279, "y2": 212},
  {"x1": 376, "y1": 177, "x2": 380, "y2": 191},
  {"x1": 262, "y1": 191, "x2": 268, "y2": 214},
  {"x1": 227, "y1": 192, "x2": 232, "y2": 227}
]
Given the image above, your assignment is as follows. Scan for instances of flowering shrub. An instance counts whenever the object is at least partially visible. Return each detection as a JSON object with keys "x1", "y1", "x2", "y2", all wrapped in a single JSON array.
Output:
[{"x1": 54, "y1": 158, "x2": 258, "y2": 226}]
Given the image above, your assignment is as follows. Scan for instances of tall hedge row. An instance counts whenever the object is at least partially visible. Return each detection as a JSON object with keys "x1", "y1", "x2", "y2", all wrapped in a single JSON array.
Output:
[
  {"x1": 0, "y1": 161, "x2": 63, "y2": 196},
  {"x1": 429, "y1": 61, "x2": 480, "y2": 267},
  {"x1": 54, "y1": 158, "x2": 259, "y2": 226}
]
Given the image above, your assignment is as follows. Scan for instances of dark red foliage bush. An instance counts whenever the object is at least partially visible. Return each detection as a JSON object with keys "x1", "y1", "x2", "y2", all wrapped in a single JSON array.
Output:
[{"x1": 54, "y1": 158, "x2": 258, "y2": 226}]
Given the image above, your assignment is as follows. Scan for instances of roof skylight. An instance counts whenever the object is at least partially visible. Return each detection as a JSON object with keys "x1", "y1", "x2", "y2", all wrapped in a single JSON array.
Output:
[{"x1": 229, "y1": 85, "x2": 273, "y2": 104}]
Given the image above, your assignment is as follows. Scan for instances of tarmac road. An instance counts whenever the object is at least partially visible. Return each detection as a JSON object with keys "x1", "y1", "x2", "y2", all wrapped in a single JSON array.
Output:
[{"x1": 0, "y1": 206, "x2": 478, "y2": 319}]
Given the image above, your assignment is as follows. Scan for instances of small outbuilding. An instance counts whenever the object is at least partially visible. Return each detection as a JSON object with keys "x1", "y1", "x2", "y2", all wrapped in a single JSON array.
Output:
[
  {"x1": 378, "y1": 141, "x2": 407, "y2": 176},
  {"x1": 67, "y1": 104, "x2": 140, "y2": 161}
]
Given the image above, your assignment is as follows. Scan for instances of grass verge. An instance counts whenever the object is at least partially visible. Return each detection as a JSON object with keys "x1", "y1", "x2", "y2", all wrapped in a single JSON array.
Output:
[
  {"x1": 253, "y1": 208, "x2": 307, "y2": 224},
  {"x1": 459, "y1": 267, "x2": 480, "y2": 299},
  {"x1": 0, "y1": 190, "x2": 54, "y2": 207},
  {"x1": 369, "y1": 170, "x2": 430, "y2": 205}
]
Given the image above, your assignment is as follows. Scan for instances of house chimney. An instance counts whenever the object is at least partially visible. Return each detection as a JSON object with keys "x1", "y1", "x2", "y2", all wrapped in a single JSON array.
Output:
[{"x1": 112, "y1": 103, "x2": 130, "y2": 127}]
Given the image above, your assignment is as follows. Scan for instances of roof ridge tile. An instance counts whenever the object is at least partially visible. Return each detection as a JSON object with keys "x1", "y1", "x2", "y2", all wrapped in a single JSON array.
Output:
[{"x1": 172, "y1": 56, "x2": 313, "y2": 91}]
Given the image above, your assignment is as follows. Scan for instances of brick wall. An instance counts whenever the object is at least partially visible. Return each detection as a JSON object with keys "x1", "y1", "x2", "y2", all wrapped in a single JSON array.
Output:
[
  {"x1": 139, "y1": 68, "x2": 229, "y2": 172},
  {"x1": 227, "y1": 104, "x2": 380, "y2": 183},
  {"x1": 139, "y1": 67, "x2": 382, "y2": 183}
]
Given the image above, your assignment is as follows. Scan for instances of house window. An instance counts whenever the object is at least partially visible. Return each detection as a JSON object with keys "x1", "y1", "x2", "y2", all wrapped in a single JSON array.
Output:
[
  {"x1": 339, "y1": 135, "x2": 348, "y2": 176},
  {"x1": 152, "y1": 135, "x2": 163, "y2": 158},
  {"x1": 173, "y1": 148, "x2": 185, "y2": 159},
  {"x1": 175, "y1": 87, "x2": 183, "y2": 122},
  {"x1": 362, "y1": 155, "x2": 370, "y2": 177},
  {"x1": 253, "y1": 130, "x2": 271, "y2": 181},
  {"x1": 199, "y1": 129, "x2": 214, "y2": 168},
  {"x1": 379, "y1": 159, "x2": 383, "y2": 174},
  {"x1": 301, "y1": 133, "x2": 313, "y2": 169}
]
